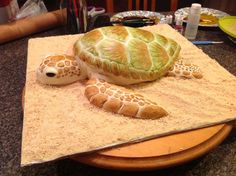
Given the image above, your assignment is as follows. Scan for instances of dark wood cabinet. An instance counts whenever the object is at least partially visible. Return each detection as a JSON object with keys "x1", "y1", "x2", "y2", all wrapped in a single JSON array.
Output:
[{"x1": 17, "y1": 0, "x2": 235, "y2": 15}]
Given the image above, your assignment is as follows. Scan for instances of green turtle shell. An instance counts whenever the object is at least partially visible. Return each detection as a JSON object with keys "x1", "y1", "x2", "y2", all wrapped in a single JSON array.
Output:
[{"x1": 74, "y1": 26, "x2": 181, "y2": 83}]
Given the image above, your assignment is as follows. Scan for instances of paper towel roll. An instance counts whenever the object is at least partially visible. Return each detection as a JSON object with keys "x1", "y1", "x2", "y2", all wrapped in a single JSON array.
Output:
[{"x1": 0, "y1": 10, "x2": 65, "y2": 44}]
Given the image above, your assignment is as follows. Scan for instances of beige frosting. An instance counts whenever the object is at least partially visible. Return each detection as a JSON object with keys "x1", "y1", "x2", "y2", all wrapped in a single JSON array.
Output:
[{"x1": 22, "y1": 24, "x2": 236, "y2": 166}]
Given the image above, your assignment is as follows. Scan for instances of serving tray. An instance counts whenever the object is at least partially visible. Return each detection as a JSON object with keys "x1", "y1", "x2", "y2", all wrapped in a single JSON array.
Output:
[{"x1": 72, "y1": 123, "x2": 232, "y2": 171}]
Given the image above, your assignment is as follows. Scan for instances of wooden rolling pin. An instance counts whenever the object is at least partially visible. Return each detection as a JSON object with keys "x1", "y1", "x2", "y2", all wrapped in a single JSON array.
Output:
[{"x1": 0, "y1": 10, "x2": 65, "y2": 44}]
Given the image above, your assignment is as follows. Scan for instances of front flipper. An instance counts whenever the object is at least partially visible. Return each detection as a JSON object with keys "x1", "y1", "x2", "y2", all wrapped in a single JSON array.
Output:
[
  {"x1": 167, "y1": 60, "x2": 203, "y2": 79},
  {"x1": 84, "y1": 79, "x2": 168, "y2": 119}
]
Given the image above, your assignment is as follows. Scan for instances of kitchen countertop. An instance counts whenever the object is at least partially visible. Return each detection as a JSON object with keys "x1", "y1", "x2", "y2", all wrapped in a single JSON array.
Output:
[{"x1": 0, "y1": 23, "x2": 236, "y2": 175}]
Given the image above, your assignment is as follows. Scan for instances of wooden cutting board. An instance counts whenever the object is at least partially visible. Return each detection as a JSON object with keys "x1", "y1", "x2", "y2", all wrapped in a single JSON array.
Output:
[{"x1": 72, "y1": 123, "x2": 232, "y2": 171}]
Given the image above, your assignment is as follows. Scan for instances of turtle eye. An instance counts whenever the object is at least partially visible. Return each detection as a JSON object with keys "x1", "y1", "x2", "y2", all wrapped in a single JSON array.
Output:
[
  {"x1": 46, "y1": 72, "x2": 56, "y2": 77},
  {"x1": 45, "y1": 67, "x2": 58, "y2": 78}
]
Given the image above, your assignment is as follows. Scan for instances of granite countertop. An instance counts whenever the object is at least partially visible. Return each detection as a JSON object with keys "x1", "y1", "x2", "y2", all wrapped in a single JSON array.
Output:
[{"x1": 0, "y1": 23, "x2": 236, "y2": 175}]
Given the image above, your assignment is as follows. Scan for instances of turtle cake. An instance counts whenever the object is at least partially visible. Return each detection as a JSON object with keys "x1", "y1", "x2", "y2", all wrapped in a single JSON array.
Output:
[{"x1": 36, "y1": 26, "x2": 202, "y2": 119}]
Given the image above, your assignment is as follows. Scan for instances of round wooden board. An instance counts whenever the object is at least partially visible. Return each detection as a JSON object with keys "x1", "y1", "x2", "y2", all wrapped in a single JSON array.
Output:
[{"x1": 72, "y1": 123, "x2": 233, "y2": 171}]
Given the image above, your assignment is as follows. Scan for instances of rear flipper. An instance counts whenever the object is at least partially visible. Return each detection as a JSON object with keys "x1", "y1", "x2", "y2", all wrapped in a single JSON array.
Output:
[
  {"x1": 167, "y1": 60, "x2": 203, "y2": 79},
  {"x1": 84, "y1": 79, "x2": 168, "y2": 119}
]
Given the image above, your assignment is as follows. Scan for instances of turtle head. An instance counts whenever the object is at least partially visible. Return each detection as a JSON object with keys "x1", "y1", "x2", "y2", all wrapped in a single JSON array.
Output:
[{"x1": 36, "y1": 55, "x2": 86, "y2": 85}]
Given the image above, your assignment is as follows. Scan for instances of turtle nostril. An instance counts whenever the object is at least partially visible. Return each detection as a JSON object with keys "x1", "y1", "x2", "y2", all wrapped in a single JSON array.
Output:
[{"x1": 46, "y1": 72, "x2": 56, "y2": 77}]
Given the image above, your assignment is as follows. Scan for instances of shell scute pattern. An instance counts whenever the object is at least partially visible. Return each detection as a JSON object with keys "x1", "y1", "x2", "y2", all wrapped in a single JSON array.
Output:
[
  {"x1": 148, "y1": 42, "x2": 169, "y2": 71},
  {"x1": 80, "y1": 29, "x2": 103, "y2": 47},
  {"x1": 97, "y1": 39, "x2": 128, "y2": 64},
  {"x1": 101, "y1": 26, "x2": 129, "y2": 42},
  {"x1": 74, "y1": 26, "x2": 181, "y2": 81},
  {"x1": 128, "y1": 38, "x2": 152, "y2": 70},
  {"x1": 128, "y1": 27, "x2": 154, "y2": 43},
  {"x1": 154, "y1": 33, "x2": 168, "y2": 47}
]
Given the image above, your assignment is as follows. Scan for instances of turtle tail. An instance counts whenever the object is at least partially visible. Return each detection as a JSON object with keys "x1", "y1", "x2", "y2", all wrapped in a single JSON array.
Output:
[{"x1": 84, "y1": 78, "x2": 168, "y2": 119}]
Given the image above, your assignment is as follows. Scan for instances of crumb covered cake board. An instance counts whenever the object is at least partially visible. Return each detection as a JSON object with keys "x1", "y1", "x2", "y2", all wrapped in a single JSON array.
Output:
[{"x1": 22, "y1": 24, "x2": 236, "y2": 166}]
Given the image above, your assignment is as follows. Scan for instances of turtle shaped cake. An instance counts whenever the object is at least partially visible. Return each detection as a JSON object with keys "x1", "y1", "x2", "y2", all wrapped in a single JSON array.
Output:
[{"x1": 37, "y1": 26, "x2": 202, "y2": 119}]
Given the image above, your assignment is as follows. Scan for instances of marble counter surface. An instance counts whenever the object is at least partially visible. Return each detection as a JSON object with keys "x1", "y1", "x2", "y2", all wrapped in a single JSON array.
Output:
[{"x1": 0, "y1": 26, "x2": 235, "y2": 176}]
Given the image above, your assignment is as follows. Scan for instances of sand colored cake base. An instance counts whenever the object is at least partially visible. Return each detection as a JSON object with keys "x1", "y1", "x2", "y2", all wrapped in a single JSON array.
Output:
[{"x1": 21, "y1": 24, "x2": 236, "y2": 166}]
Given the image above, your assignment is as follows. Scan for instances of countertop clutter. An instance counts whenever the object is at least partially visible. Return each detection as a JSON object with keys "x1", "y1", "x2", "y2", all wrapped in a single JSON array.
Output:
[{"x1": 0, "y1": 20, "x2": 236, "y2": 176}]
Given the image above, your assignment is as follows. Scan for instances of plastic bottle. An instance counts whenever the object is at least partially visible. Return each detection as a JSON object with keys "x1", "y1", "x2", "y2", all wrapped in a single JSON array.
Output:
[{"x1": 184, "y1": 3, "x2": 201, "y2": 40}]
